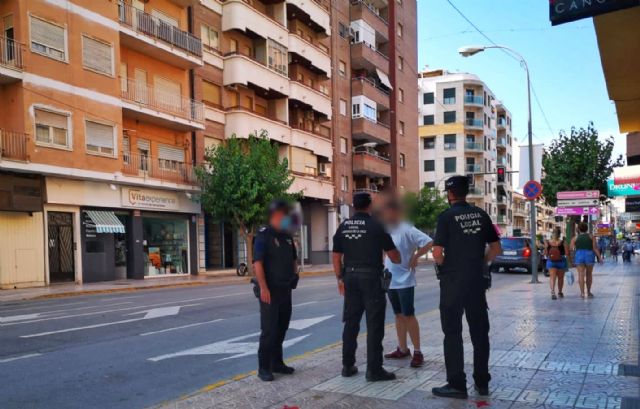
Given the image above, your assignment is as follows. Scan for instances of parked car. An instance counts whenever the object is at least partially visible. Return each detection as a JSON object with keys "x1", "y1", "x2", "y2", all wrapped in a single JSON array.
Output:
[{"x1": 491, "y1": 237, "x2": 547, "y2": 275}]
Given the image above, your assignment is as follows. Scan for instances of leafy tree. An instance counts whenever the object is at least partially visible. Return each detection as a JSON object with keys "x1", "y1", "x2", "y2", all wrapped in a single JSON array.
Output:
[
  {"x1": 541, "y1": 122, "x2": 623, "y2": 207},
  {"x1": 196, "y1": 131, "x2": 298, "y2": 272},
  {"x1": 403, "y1": 186, "x2": 449, "y2": 233}
]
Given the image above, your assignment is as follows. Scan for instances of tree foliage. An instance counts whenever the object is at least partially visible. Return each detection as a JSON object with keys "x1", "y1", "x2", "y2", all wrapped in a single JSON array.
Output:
[
  {"x1": 403, "y1": 186, "x2": 449, "y2": 232},
  {"x1": 195, "y1": 131, "x2": 298, "y2": 270},
  {"x1": 541, "y1": 122, "x2": 623, "y2": 207}
]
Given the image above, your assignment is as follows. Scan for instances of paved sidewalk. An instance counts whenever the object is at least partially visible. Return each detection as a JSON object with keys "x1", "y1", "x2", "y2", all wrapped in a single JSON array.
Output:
[{"x1": 158, "y1": 261, "x2": 639, "y2": 409}]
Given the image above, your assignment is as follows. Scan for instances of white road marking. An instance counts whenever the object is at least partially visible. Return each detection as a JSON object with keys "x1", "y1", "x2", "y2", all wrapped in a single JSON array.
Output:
[
  {"x1": 20, "y1": 304, "x2": 199, "y2": 338},
  {"x1": 288, "y1": 315, "x2": 334, "y2": 330},
  {"x1": 0, "y1": 353, "x2": 42, "y2": 363},
  {"x1": 140, "y1": 319, "x2": 224, "y2": 337},
  {"x1": 148, "y1": 332, "x2": 310, "y2": 362},
  {"x1": 0, "y1": 313, "x2": 41, "y2": 323},
  {"x1": 292, "y1": 301, "x2": 318, "y2": 307},
  {"x1": 2, "y1": 293, "x2": 248, "y2": 326},
  {"x1": 0, "y1": 302, "x2": 133, "y2": 320}
]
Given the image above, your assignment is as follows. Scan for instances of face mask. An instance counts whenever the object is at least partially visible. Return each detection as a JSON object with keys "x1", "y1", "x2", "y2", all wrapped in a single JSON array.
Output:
[{"x1": 279, "y1": 215, "x2": 292, "y2": 231}]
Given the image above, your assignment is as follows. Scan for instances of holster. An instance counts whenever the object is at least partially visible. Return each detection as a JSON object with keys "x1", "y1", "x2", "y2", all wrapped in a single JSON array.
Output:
[
  {"x1": 482, "y1": 263, "x2": 492, "y2": 290},
  {"x1": 434, "y1": 263, "x2": 444, "y2": 280},
  {"x1": 250, "y1": 277, "x2": 260, "y2": 298},
  {"x1": 381, "y1": 269, "x2": 392, "y2": 292},
  {"x1": 290, "y1": 274, "x2": 300, "y2": 290}
]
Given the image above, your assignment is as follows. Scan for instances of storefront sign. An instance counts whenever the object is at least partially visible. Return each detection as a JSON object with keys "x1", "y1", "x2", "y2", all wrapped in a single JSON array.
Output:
[
  {"x1": 550, "y1": 0, "x2": 640, "y2": 25},
  {"x1": 0, "y1": 173, "x2": 44, "y2": 212},
  {"x1": 121, "y1": 188, "x2": 179, "y2": 211},
  {"x1": 555, "y1": 206, "x2": 600, "y2": 216},
  {"x1": 557, "y1": 190, "x2": 600, "y2": 200},
  {"x1": 557, "y1": 198, "x2": 600, "y2": 207},
  {"x1": 607, "y1": 179, "x2": 640, "y2": 197},
  {"x1": 626, "y1": 197, "x2": 640, "y2": 213}
]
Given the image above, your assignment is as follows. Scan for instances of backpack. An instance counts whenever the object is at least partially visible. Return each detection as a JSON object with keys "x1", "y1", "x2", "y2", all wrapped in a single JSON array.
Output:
[{"x1": 548, "y1": 245, "x2": 562, "y2": 261}]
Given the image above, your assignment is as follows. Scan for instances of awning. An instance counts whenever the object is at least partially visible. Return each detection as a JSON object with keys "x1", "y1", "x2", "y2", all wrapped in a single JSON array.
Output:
[
  {"x1": 614, "y1": 165, "x2": 640, "y2": 185},
  {"x1": 375, "y1": 68, "x2": 392, "y2": 89},
  {"x1": 84, "y1": 211, "x2": 126, "y2": 234}
]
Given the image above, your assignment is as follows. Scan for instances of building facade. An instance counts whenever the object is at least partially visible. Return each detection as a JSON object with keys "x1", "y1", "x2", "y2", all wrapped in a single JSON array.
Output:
[
  {"x1": 0, "y1": 0, "x2": 418, "y2": 288},
  {"x1": 417, "y1": 70, "x2": 514, "y2": 233}
]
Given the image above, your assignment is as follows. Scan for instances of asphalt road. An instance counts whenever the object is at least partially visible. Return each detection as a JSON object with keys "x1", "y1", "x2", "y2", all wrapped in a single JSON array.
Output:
[{"x1": 0, "y1": 265, "x2": 524, "y2": 409}]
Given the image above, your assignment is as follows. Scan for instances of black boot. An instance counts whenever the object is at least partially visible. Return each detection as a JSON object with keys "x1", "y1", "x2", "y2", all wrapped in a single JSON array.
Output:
[
  {"x1": 474, "y1": 385, "x2": 489, "y2": 396},
  {"x1": 365, "y1": 368, "x2": 396, "y2": 382},
  {"x1": 432, "y1": 384, "x2": 468, "y2": 399},
  {"x1": 341, "y1": 365, "x2": 358, "y2": 377},
  {"x1": 257, "y1": 369, "x2": 274, "y2": 382},
  {"x1": 272, "y1": 363, "x2": 295, "y2": 375}
]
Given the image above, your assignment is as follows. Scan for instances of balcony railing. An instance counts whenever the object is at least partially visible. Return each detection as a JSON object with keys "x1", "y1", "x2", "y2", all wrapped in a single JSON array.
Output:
[
  {"x1": 122, "y1": 151, "x2": 197, "y2": 185},
  {"x1": 121, "y1": 78, "x2": 204, "y2": 123},
  {"x1": 465, "y1": 164, "x2": 482, "y2": 173},
  {"x1": 0, "y1": 36, "x2": 25, "y2": 71},
  {"x1": 118, "y1": 1, "x2": 202, "y2": 57},
  {"x1": 0, "y1": 129, "x2": 29, "y2": 161},
  {"x1": 353, "y1": 148, "x2": 391, "y2": 162},
  {"x1": 497, "y1": 195, "x2": 507, "y2": 204},
  {"x1": 352, "y1": 76, "x2": 390, "y2": 95},
  {"x1": 290, "y1": 123, "x2": 331, "y2": 139},
  {"x1": 465, "y1": 142, "x2": 484, "y2": 151},
  {"x1": 350, "y1": 0, "x2": 388, "y2": 24},
  {"x1": 227, "y1": 105, "x2": 288, "y2": 126},
  {"x1": 468, "y1": 187, "x2": 484, "y2": 196},
  {"x1": 497, "y1": 156, "x2": 507, "y2": 166},
  {"x1": 464, "y1": 95, "x2": 483, "y2": 105},
  {"x1": 497, "y1": 137, "x2": 507, "y2": 147},
  {"x1": 498, "y1": 118, "x2": 507, "y2": 128},
  {"x1": 497, "y1": 215, "x2": 506, "y2": 224},
  {"x1": 465, "y1": 118, "x2": 483, "y2": 128}
]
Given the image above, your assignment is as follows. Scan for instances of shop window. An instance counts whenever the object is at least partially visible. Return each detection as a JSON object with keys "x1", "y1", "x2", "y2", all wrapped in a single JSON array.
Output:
[{"x1": 143, "y1": 217, "x2": 189, "y2": 276}]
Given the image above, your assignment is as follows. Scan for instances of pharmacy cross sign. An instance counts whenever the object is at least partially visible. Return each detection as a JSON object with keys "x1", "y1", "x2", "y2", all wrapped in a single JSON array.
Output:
[{"x1": 523, "y1": 180, "x2": 542, "y2": 200}]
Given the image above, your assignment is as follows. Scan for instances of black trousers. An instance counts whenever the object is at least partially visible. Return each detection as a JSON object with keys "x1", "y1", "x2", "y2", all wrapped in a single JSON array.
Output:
[
  {"x1": 439, "y1": 277, "x2": 490, "y2": 390},
  {"x1": 258, "y1": 286, "x2": 292, "y2": 372},
  {"x1": 342, "y1": 275, "x2": 386, "y2": 372}
]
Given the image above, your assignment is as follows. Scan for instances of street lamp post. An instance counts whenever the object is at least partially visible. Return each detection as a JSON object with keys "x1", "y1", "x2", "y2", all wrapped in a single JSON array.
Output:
[{"x1": 459, "y1": 45, "x2": 539, "y2": 283}]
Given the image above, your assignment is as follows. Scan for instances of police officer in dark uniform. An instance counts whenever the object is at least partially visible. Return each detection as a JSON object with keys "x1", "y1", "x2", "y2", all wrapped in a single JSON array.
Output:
[
  {"x1": 253, "y1": 200, "x2": 299, "y2": 382},
  {"x1": 332, "y1": 192, "x2": 401, "y2": 382},
  {"x1": 431, "y1": 176, "x2": 502, "y2": 399}
]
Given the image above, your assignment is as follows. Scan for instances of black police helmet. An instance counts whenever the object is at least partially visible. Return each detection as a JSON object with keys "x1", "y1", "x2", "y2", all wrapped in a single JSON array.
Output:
[
  {"x1": 268, "y1": 199, "x2": 291, "y2": 216},
  {"x1": 353, "y1": 192, "x2": 372, "y2": 211},
  {"x1": 444, "y1": 175, "x2": 469, "y2": 197}
]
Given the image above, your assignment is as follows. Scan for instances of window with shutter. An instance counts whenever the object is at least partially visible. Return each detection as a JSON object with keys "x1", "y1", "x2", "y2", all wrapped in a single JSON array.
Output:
[
  {"x1": 154, "y1": 76, "x2": 181, "y2": 112},
  {"x1": 158, "y1": 144, "x2": 184, "y2": 170},
  {"x1": 34, "y1": 108, "x2": 70, "y2": 148},
  {"x1": 200, "y1": 24, "x2": 219, "y2": 51},
  {"x1": 85, "y1": 120, "x2": 115, "y2": 156},
  {"x1": 30, "y1": 16, "x2": 66, "y2": 61},
  {"x1": 202, "y1": 81, "x2": 221, "y2": 107},
  {"x1": 82, "y1": 35, "x2": 113, "y2": 76}
]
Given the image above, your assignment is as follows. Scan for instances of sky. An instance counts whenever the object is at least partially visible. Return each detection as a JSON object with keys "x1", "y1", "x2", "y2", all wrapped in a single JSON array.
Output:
[{"x1": 416, "y1": 0, "x2": 627, "y2": 185}]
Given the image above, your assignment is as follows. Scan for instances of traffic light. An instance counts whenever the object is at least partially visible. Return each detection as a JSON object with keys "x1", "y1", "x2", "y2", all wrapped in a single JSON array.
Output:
[{"x1": 497, "y1": 166, "x2": 506, "y2": 183}]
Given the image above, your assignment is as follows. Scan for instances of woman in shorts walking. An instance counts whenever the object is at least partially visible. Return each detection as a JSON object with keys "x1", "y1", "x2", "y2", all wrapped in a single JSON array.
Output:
[
  {"x1": 545, "y1": 228, "x2": 569, "y2": 300},
  {"x1": 570, "y1": 222, "x2": 602, "y2": 298}
]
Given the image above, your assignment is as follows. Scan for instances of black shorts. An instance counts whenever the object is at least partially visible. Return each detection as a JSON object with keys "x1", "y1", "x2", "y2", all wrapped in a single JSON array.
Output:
[{"x1": 388, "y1": 287, "x2": 415, "y2": 316}]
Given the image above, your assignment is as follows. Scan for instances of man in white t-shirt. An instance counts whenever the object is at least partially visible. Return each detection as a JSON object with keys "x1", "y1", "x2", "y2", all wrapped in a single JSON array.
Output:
[{"x1": 382, "y1": 199, "x2": 433, "y2": 367}]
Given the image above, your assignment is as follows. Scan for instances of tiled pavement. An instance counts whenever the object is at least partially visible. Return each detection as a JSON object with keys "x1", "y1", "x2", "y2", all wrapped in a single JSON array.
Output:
[{"x1": 158, "y1": 262, "x2": 639, "y2": 409}]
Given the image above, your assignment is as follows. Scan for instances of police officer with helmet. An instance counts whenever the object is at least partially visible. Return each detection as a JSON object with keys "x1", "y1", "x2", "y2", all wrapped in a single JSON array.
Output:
[
  {"x1": 332, "y1": 192, "x2": 402, "y2": 381},
  {"x1": 253, "y1": 200, "x2": 299, "y2": 382},
  {"x1": 431, "y1": 176, "x2": 502, "y2": 399}
]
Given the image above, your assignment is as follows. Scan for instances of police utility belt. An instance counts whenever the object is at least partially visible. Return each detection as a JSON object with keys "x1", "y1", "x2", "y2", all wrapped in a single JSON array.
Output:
[{"x1": 342, "y1": 266, "x2": 392, "y2": 292}]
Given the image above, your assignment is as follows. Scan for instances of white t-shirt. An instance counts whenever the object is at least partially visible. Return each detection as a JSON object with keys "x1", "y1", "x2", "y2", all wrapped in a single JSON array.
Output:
[{"x1": 384, "y1": 222, "x2": 432, "y2": 289}]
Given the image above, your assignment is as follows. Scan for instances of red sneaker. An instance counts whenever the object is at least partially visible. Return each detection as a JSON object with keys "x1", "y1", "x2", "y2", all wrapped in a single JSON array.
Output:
[
  {"x1": 384, "y1": 347, "x2": 411, "y2": 359},
  {"x1": 410, "y1": 351, "x2": 424, "y2": 367}
]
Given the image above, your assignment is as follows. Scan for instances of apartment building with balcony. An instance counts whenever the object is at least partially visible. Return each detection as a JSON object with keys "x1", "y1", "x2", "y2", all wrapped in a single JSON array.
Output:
[
  {"x1": 417, "y1": 70, "x2": 514, "y2": 234},
  {"x1": 0, "y1": 0, "x2": 202, "y2": 288}
]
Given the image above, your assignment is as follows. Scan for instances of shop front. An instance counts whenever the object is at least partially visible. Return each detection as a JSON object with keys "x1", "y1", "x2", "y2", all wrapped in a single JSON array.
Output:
[{"x1": 46, "y1": 178, "x2": 199, "y2": 283}]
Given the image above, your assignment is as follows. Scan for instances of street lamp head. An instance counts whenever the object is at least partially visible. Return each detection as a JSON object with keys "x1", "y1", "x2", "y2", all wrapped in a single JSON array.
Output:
[{"x1": 458, "y1": 45, "x2": 486, "y2": 57}]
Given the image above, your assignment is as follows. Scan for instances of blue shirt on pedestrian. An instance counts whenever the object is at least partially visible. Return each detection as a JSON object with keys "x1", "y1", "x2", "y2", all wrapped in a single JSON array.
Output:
[{"x1": 384, "y1": 222, "x2": 432, "y2": 289}]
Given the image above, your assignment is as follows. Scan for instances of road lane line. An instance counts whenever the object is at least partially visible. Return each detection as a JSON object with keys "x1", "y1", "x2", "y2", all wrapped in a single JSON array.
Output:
[
  {"x1": 21, "y1": 303, "x2": 202, "y2": 338},
  {"x1": 292, "y1": 301, "x2": 318, "y2": 307},
  {"x1": 139, "y1": 319, "x2": 224, "y2": 336},
  {"x1": 0, "y1": 353, "x2": 42, "y2": 363},
  {"x1": 2, "y1": 292, "x2": 249, "y2": 326}
]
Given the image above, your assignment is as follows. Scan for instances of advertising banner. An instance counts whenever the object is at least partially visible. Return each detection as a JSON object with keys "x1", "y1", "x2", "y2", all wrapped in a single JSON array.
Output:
[{"x1": 607, "y1": 179, "x2": 640, "y2": 197}]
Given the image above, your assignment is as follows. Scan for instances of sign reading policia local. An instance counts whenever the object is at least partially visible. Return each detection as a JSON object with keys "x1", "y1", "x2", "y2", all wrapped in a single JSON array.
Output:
[{"x1": 550, "y1": 0, "x2": 640, "y2": 25}]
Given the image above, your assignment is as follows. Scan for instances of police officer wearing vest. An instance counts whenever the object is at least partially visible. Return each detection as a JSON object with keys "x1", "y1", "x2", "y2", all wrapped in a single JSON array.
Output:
[
  {"x1": 332, "y1": 192, "x2": 401, "y2": 381},
  {"x1": 253, "y1": 200, "x2": 299, "y2": 382},
  {"x1": 431, "y1": 176, "x2": 502, "y2": 399}
]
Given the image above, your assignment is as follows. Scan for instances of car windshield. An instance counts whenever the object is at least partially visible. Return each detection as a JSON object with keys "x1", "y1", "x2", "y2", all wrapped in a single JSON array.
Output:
[{"x1": 501, "y1": 238, "x2": 528, "y2": 250}]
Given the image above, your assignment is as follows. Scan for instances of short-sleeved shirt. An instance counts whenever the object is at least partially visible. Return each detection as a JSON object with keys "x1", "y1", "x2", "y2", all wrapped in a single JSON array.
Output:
[
  {"x1": 384, "y1": 222, "x2": 432, "y2": 289},
  {"x1": 333, "y1": 212, "x2": 396, "y2": 275},
  {"x1": 253, "y1": 225, "x2": 297, "y2": 288},
  {"x1": 433, "y1": 202, "x2": 499, "y2": 280}
]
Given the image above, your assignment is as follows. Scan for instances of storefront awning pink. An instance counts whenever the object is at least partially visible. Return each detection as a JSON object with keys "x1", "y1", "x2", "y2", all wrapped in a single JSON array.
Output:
[{"x1": 614, "y1": 165, "x2": 640, "y2": 185}]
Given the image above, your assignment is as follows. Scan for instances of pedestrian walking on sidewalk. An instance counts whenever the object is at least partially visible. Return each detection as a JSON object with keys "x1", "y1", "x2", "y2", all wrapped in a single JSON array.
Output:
[
  {"x1": 332, "y1": 192, "x2": 402, "y2": 382},
  {"x1": 381, "y1": 198, "x2": 433, "y2": 368},
  {"x1": 544, "y1": 228, "x2": 569, "y2": 300},
  {"x1": 570, "y1": 222, "x2": 602, "y2": 299},
  {"x1": 431, "y1": 176, "x2": 502, "y2": 400},
  {"x1": 610, "y1": 241, "x2": 619, "y2": 262},
  {"x1": 253, "y1": 200, "x2": 300, "y2": 382}
]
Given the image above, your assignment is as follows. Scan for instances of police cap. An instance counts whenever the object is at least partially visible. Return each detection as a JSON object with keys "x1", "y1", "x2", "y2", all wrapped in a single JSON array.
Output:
[
  {"x1": 353, "y1": 192, "x2": 372, "y2": 210},
  {"x1": 268, "y1": 199, "x2": 291, "y2": 216},
  {"x1": 444, "y1": 175, "x2": 469, "y2": 197}
]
